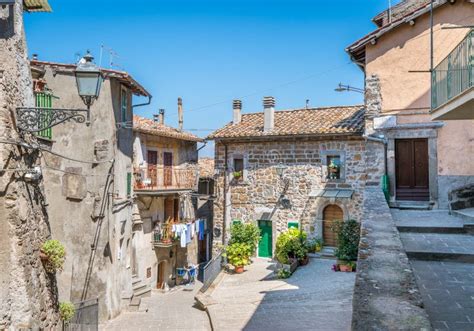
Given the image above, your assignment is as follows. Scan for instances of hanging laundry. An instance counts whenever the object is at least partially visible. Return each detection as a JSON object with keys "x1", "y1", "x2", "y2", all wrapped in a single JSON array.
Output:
[
  {"x1": 186, "y1": 223, "x2": 192, "y2": 243},
  {"x1": 180, "y1": 225, "x2": 187, "y2": 248},
  {"x1": 199, "y1": 219, "x2": 205, "y2": 241}
]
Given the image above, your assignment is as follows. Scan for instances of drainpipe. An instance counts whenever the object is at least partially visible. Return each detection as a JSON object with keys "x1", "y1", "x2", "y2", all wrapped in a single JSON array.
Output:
[
  {"x1": 132, "y1": 95, "x2": 152, "y2": 110},
  {"x1": 222, "y1": 144, "x2": 228, "y2": 245}
]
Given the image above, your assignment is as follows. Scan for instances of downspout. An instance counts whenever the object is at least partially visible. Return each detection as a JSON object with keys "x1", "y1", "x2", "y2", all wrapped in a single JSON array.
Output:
[
  {"x1": 222, "y1": 144, "x2": 228, "y2": 245},
  {"x1": 197, "y1": 140, "x2": 208, "y2": 153},
  {"x1": 132, "y1": 95, "x2": 152, "y2": 110}
]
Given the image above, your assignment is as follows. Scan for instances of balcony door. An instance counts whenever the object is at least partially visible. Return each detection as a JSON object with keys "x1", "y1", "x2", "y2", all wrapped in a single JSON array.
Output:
[
  {"x1": 147, "y1": 150, "x2": 158, "y2": 188},
  {"x1": 163, "y1": 152, "x2": 173, "y2": 187},
  {"x1": 395, "y1": 139, "x2": 429, "y2": 201}
]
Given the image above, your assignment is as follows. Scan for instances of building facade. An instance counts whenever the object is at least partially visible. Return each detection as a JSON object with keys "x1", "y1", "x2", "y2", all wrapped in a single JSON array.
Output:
[
  {"x1": 347, "y1": 0, "x2": 474, "y2": 209},
  {"x1": 29, "y1": 58, "x2": 151, "y2": 322},
  {"x1": 132, "y1": 111, "x2": 205, "y2": 294},
  {"x1": 208, "y1": 98, "x2": 385, "y2": 256}
]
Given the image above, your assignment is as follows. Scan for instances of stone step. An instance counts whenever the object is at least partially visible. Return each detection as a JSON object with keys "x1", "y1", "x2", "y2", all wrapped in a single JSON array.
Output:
[
  {"x1": 406, "y1": 251, "x2": 474, "y2": 263},
  {"x1": 397, "y1": 225, "x2": 466, "y2": 234},
  {"x1": 452, "y1": 208, "x2": 474, "y2": 225},
  {"x1": 133, "y1": 287, "x2": 152, "y2": 298},
  {"x1": 400, "y1": 232, "x2": 474, "y2": 261},
  {"x1": 131, "y1": 276, "x2": 141, "y2": 286},
  {"x1": 128, "y1": 296, "x2": 141, "y2": 312},
  {"x1": 397, "y1": 203, "x2": 431, "y2": 210},
  {"x1": 132, "y1": 282, "x2": 147, "y2": 292}
]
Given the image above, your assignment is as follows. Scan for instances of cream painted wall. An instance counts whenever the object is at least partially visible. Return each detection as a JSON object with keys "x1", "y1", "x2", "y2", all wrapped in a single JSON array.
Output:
[{"x1": 366, "y1": 1, "x2": 474, "y2": 176}]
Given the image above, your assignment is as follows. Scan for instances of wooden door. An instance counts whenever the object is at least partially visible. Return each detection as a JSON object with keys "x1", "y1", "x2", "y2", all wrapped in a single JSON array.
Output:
[
  {"x1": 395, "y1": 139, "x2": 429, "y2": 201},
  {"x1": 258, "y1": 220, "x2": 272, "y2": 258},
  {"x1": 157, "y1": 261, "x2": 165, "y2": 289},
  {"x1": 147, "y1": 150, "x2": 158, "y2": 188},
  {"x1": 163, "y1": 152, "x2": 173, "y2": 187},
  {"x1": 323, "y1": 205, "x2": 343, "y2": 247},
  {"x1": 164, "y1": 198, "x2": 174, "y2": 222}
]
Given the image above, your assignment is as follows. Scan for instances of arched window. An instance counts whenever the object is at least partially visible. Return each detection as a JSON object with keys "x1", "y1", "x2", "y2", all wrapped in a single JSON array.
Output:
[{"x1": 323, "y1": 205, "x2": 344, "y2": 247}]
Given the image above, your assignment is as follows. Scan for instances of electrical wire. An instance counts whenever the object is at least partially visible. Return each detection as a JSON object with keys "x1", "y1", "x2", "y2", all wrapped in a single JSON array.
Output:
[{"x1": 167, "y1": 61, "x2": 353, "y2": 117}]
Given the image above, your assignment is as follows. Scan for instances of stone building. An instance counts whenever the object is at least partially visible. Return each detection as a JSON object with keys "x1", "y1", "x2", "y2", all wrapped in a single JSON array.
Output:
[
  {"x1": 207, "y1": 98, "x2": 384, "y2": 256},
  {"x1": 28, "y1": 57, "x2": 152, "y2": 322},
  {"x1": 197, "y1": 157, "x2": 215, "y2": 263},
  {"x1": 0, "y1": 1, "x2": 60, "y2": 329},
  {"x1": 347, "y1": 0, "x2": 474, "y2": 209},
  {"x1": 131, "y1": 108, "x2": 205, "y2": 295}
]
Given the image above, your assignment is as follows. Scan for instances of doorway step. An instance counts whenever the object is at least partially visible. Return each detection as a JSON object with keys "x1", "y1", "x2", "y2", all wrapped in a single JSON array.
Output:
[
  {"x1": 392, "y1": 201, "x2": 432, "y2": 210},
  {"x1": 128, "y1": 276, "x2": 151, "y2": 312},
  {"x1": 308, "y1": 246, "x2": 336, "y2": 259},
  {"x1": 452, "y1": 207, "x2": 474, "y2": 225}
]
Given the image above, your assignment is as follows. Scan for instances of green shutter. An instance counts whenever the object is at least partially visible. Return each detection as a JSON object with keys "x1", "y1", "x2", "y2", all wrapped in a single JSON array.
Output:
[
  {"x1": 127, "y1": 172, "x2": 132, "y2": 196},
  {"x1": 232, "y1": 219, "x2": 242, "y2": 225},
  {"x1": 35, "y1": 92, "x2": 52, "y2": 140},
  {"x1": 288, "y1": 221, "x2": 299, "y2": 229}
]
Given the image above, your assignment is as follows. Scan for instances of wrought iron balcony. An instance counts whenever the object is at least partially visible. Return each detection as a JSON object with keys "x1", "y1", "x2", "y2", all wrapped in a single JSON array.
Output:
[
  {"x1": 431, "y1": 29, "x2": 474, "y2": 120},
  {"x1": 134, "y1": 165, "x2": 198, "y2": 192}
]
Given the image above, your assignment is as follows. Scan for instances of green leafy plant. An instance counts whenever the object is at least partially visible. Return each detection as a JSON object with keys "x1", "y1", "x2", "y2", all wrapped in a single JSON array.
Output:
[
  {"x1": 277, "y1": 268, "x2": 292, "y2": 279},
  {"x1": 41, "y1": 239, "x2": 66, "y2": 273},
  {"x1": 59, "y1": 301, "x2": 75, "y2": 322},
  {"x1": 275, "y1": 228, "x2": 308, "y2": 264},
  {"x1": 233, "y1": 171, "x2": 242, "y2": 179},
  {"x1": 229, "y1": 222, "x2": 261, "y2": 255},
  {"x1": 224, "y1": 243, "x2": 252, "y2": 267},
  {"x1": 333, "y1": 219, "x2": 360, "y2": 262},
  {"x1": 305, "y1": 238, "x2": 323, "y2": 253}
]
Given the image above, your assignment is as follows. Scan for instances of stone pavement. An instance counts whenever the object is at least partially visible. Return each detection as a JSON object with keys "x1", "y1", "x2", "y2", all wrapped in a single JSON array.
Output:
[
  {"x1": 101, "y1": 282, "x2": 211, "y2": 331},
  {"x1": 206, "y1": 258, "x2": 355, "y2": 331},
  {"x1": 393, "y1": 209, "x2": 474, "y2": 330}
]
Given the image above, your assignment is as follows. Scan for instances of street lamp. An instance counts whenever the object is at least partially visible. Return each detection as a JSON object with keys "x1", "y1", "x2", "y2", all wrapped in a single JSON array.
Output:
[
  {"x1": 275, "y1": 163, "x2": 286, "y2": 179},
  {"x1": 74, "y1": 51, "x2": 103, "y2": 125},
  {"x1": 334, "y1": 83, "x2": 365, "y2": 94}
]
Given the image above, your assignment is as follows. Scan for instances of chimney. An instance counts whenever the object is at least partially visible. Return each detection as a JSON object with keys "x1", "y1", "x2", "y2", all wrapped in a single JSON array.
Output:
[
  {"x1": 157, "y1": 109, "x2": 165, "y2": 124},
  {"x1": 233, "y1": 99, "x2": 242, "y2": 125},
  {"x1": 32, "y1": 53, "x2": 38, "y2": 61},
  {"x1": 178, "y1": 97, "x2": 183, "y2": 131},
  {"x1": 263, "y1": 96, "x2": 275, "y2": 132}
]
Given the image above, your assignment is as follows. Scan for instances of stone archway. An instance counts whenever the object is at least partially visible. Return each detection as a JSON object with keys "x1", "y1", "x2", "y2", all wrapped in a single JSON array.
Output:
[{"x1": 322, "y1": 204, "x2": 344, "y2": 247}]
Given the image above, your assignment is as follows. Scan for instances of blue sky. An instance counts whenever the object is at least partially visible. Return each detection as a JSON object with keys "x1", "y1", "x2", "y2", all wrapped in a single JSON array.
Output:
[{"x1": 25, "y1": 0, "x2": 397, "y2": 156}]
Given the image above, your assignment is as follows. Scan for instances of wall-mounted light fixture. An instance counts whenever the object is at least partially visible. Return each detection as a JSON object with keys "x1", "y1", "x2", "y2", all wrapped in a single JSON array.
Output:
[{"x1": 16, "y1": 51, "x2": 103, "y2": 132}]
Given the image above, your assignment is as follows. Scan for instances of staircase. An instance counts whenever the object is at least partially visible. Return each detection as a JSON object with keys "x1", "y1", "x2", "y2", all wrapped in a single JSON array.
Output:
[{"x1": 128, "y1": 275, "x2": 151, "y2": 312}]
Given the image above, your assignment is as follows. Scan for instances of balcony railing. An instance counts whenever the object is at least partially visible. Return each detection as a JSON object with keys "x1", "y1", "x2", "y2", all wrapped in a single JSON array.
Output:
[
  {"x1": 134, "y1": 165, "x2": 198, "y2": 191},
  {"x1": 432, "y1": 30, "x2": 474, "y2": 109}
]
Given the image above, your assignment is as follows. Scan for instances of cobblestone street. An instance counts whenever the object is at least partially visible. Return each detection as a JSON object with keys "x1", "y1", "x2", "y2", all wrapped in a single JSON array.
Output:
[
  {"x1": 206, "y1": 258, "x2": 355, "y2": 331},
  {"x1": 101, "y1": 283, "x2": 211, "y2": 331}
]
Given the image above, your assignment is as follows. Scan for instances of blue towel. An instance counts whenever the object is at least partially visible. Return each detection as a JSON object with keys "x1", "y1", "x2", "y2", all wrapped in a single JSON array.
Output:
[{"x1": 199, "y1": 219, "x2": 205, "y2": 240}]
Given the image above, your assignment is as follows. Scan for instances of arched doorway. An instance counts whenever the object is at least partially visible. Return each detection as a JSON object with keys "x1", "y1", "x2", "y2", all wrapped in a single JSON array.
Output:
[
  {"x1": 323, "y1": 204, "x2": 344, "y2": 247},
  {"x1": 157, "y1": 261, "x2": 166, "y2": 289}
]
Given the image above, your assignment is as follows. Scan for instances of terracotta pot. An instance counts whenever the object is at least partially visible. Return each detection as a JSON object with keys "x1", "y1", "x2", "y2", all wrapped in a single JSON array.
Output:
[
  {"x1": 234, "y1": 266, "x2": 244, "y2": 274},
  {"x1": 299, "y1": 256, "x2": 309, "y2": 266},
  {"x1": 39, "y1": 251, "x2": 49, "y2": 262},
  {"x1": 339, "y1": 264, "x2": 353, "y2": 272}
]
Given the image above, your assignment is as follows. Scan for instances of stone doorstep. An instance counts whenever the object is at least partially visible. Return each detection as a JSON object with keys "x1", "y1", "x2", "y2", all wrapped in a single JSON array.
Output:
[
  {"x1": 452, "y1": 208, "x2": 474, "y2": 225},
  {"x1": 406, "y1": 251, "x2": 474, "y2": 264}
]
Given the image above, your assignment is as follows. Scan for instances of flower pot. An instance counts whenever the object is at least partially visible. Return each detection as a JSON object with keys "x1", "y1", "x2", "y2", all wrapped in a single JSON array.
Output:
[
  {"x1": 299, "y1": 256, "x2": 309, "y2": 266},
  {"x1": 234, "y1": 266, "x2": 244, "y2": 274},
  {"x1": 39, "y1": 251, "x2": 49, "y2": 262},
  {"x1": 339, "y1": 264, "x2": 353, "y2": 272}
]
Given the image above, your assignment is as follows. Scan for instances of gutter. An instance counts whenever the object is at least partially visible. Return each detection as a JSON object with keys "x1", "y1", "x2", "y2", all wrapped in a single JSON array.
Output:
[{"x1": 132, "y1": 95, "x2": 152, "y2": 109}]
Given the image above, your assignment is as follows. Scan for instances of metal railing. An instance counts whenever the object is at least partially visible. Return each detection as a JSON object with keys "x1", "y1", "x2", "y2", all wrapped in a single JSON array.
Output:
[
  {"x1": 134, "y1": 165, "x2": 198, "y2": 191},
  {"x1": 63, "y1": 298, "x2": 98, "y2": 331},
  {"x1": 198, "y1": 251, "x2": 223, "y2": 292},
  {"x1": 432, "y1": 30, "x2": 474, "y2": 109}
]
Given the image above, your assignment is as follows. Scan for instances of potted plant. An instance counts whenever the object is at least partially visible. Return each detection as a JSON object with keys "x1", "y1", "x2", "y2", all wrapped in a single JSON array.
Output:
[
  {"x1": 333, "y1": 219, "x2": 360, "y2": 272},
  {"x1": 40, "y1": 239, "x2": 66, "y2": 273},
  {"x1": 277, "y1": 268, "x2": 291, "y2": 279},
  {"x1": 59, "y1": 301, "x2": 75, "y2": 324},
  {"x1": 225, "y1": 242, "x2": 251, "y2": 274},
  {"x1": 229, "y1": 222, "x2": 261, "y2": 257},
  {"x1": 338, "y1": 261, "x2": 355, "y2": 272},
  {"x1": 233, "y1": 171, "x2": 243, "y2": 181},
  {"x1": 275, "y1": 228, "x2": 308, "y2": 269},
  {"x1": 328, "y1": 160, "x2": 340, "y2": 179}
]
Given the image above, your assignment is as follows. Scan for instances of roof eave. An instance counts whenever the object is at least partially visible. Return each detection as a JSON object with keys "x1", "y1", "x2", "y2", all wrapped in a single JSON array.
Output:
[
  {"x1": 134, "y1": 128, "x2": 203, "y2": 143},
  {"x1": 209, "y1": 132, "x2": 364, "y2": 143}
]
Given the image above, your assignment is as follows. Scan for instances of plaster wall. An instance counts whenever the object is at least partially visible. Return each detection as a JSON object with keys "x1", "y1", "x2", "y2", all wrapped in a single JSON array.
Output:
[
  {"x1": 365, "y1": 1, "x2": 474, "y2": 206},
  {"x1": 39, "y1": 67, "x2": 134, "y2": 322},
  {"x1": 212, "y1": 138, "x2": 384, "y2": 252}
]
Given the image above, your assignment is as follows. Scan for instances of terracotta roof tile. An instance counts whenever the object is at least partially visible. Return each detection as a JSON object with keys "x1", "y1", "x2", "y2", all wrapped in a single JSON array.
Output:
[
  {"x1": 207, "y1": 105, "x2": 365, "y2": 140},
  {"x1": 133, "y1": 115, "x2": 203, "y2": 142}
]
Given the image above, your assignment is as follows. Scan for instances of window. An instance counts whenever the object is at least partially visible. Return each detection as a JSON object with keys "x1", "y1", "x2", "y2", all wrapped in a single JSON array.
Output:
[
  {"x1": 121, "y1": 87, "x2": 128, "y2": 123},
  {"x1": 233, "y1": 158, "x2": 244, "y2": 173},
  {"x1": 327, "y1": 155, "x2": 341, "y2": 180}
]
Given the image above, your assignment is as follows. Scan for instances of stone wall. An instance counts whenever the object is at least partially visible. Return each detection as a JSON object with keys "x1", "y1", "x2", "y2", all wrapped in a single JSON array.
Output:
[
  {"x1": 0, "y1": 1, "x2": 59, "y2": 328},
  {"x1": 352, "y1": 187, "x2": 431, "y2": 330},
  {"x1": 212, "y1": 137, "x2": 384, "y2": 250},
  {"x1": 449, "y1": 183, "x2": 474, "y2": 211}
]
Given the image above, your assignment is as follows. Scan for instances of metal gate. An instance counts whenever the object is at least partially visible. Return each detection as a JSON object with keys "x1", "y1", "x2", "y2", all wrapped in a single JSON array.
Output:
[{"x1": 64, "y1": 298, "x2": 98, "y2": 331}]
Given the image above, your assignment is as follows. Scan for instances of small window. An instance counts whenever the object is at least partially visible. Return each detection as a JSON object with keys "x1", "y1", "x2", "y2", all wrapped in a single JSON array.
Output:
[
  {"x1": 233, "y1": 158, "x2": 244, "y2": 172},
  {"x1": 327, "y1": 155, "x2": 341, "y2": 180},
  {"x1": 121, "y1": 87, "x2": 128, "y2": 122},
  {"x1": 288, "y1": 221, "x2": 299, "y2": 229}
]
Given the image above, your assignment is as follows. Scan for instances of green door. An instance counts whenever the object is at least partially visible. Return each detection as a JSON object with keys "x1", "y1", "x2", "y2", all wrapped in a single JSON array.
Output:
[{"x1": 258, "y1": 220, "x2": 272, "y2": 258}]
